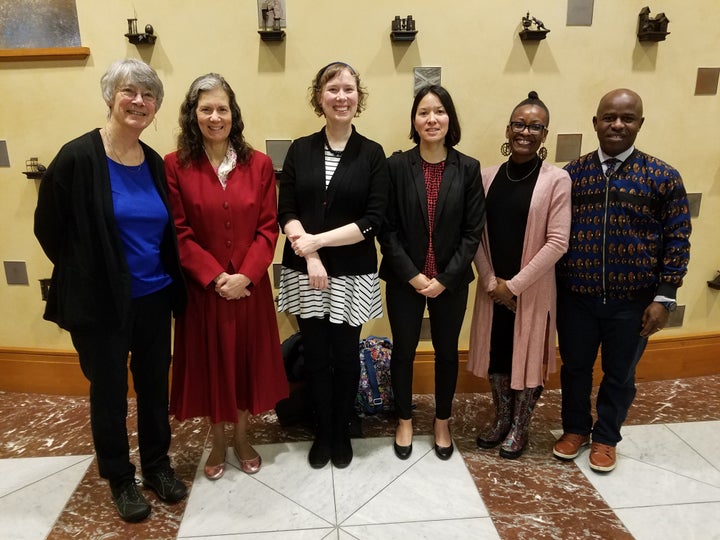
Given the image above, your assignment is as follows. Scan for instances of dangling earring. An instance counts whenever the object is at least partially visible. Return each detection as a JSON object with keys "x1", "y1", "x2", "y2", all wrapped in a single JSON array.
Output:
[
  {"x1": 537, "y1": 145, "x2": 547, "y2": 160},
  {"x1": 500, "y1": 141, "x2": 511, "y2": 157},
  {"x1": 153, "y1": 117, "x2": 158, "y2": 132}
]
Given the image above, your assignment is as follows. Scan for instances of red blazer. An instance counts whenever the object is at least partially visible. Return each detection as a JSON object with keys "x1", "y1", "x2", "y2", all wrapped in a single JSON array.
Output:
[{"x1": 165, "y1": 150, "x2": 279, "y2": 288}]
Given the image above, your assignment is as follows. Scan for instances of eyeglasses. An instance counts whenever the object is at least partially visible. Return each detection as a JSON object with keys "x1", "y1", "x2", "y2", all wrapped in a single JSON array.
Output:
[
  {"x1": 509, "y1": 121, "x2": 546, "y2": 135},
  {"x1": 118, "y1": 86, "x2": 157, "y2": 104}
]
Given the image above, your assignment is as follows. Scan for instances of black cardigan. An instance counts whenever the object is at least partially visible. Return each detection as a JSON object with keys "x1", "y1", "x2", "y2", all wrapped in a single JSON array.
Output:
[
  {"x1": 277, "y1": 127, "x2": 389, "y2": 277},
  {"x1": 379, "y1": 146, "x2": 486, "y2": 292},
  {"x1": 34, "y1": 129, "x2": 186, "y2": 331}
]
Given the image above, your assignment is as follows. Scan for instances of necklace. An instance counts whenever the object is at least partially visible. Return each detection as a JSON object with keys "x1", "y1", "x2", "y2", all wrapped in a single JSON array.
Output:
[
  {"x1": 323, "y1": 132, "x2": 345, "y2": 157},
  {"x1": 505, "y1": 158, "x2": 539, "y2": 182},
  {"x1": 102, "y1": 128, "x2": 143, "y2": 172}
]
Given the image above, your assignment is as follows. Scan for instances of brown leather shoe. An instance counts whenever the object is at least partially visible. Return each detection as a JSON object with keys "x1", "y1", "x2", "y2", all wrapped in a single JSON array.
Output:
[
  {"x1": 589, "y1": 442, "x2": 617, "y2": 472},
  {"x1": 552, "y1": 433, "x2": 590, "y2": 460}
]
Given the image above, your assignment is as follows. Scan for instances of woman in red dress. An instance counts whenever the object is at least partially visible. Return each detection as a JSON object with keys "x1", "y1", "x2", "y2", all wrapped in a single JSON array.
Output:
[{"x1": 165, "y1": 73, "x2": 287, "y2": 480}]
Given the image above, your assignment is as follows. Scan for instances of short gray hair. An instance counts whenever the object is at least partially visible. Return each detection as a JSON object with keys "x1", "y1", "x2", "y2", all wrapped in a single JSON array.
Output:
[{"x1": 100, "y1": 58, "x2": 164, "y2": 110}]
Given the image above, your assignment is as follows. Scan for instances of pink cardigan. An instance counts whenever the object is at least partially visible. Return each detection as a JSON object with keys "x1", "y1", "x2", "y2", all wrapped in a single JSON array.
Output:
[{"x1": 467, "y1": 161, "x2": 571, "y2": 390}]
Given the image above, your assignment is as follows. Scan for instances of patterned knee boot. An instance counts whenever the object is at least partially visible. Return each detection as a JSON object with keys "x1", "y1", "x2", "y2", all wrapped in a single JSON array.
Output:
[
  {"x1": 499, "y1": 386, "x2": 543, "y2": 459},
  {"x1": 476, "y1": 374, "x2": 513, "y2": 449}
]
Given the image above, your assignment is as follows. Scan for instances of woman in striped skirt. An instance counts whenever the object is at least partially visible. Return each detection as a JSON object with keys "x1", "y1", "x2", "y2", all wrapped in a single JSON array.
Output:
[{"x1": 277, "y1": 62, "x2": 389, "y2": 469}]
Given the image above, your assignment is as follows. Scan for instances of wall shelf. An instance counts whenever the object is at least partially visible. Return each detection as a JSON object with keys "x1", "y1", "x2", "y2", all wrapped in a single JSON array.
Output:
[{"x1": 0, "y1": 47, "x2": 90, "y2": 61}]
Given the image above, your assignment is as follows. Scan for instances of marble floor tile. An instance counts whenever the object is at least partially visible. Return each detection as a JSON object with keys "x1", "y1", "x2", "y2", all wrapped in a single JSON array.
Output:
[
  {"x1": 0, "y1": 456, "x2": 92, "y2": 540},
  {"x1": 666, "y1": 420, "x2": 720, "y2": 471},
  {"x1": 342, "y1": 517, "x2": 500, "y2": 540},
  {"x1": 615, "y1": 501, "x2": 720, "y2": 540},
  {"x1": 339, "y1": 436, "x2": 489, "y2": 526},
  {"x1": 180, "y1": 437, "x2": 494, "y2": 538},
  {"x1": 1, "y1": 373, "x2": 720, "y2": 539},
  {"x1": 576, "y1": 424, "x2": 720, "y2": 508}
]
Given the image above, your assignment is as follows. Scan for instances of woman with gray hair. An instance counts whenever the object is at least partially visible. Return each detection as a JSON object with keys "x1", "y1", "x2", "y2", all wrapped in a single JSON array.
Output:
[
  {"x1": 34, "y1": 58, "x2": 187, "y2": 522},
  {"x1": 165, "y1": 74, "x2": 287, "y2": 481}
]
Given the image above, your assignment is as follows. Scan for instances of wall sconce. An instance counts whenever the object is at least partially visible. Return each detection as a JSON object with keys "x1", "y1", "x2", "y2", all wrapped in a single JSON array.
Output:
[
  {"x1": 519, "y1": 12, "x2": 550, "y2": 41},
  {"x1": 637, "y1": 7, "x2": 670, "y2": 42},
  {"x1": 22, "y1": 157, "x2": 45, "y2": 179},
  {"x1": 390, "y1": 15, "x2": 417, "y2": 42},
  {"x1": 125, "y1": 18, "x2": 157, "y2": 45}
]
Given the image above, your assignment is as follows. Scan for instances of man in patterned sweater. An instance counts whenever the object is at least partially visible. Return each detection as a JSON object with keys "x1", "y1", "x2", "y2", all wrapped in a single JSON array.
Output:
[{"x1": 553, "y1": 88, "x2": 691, "y2": 472}]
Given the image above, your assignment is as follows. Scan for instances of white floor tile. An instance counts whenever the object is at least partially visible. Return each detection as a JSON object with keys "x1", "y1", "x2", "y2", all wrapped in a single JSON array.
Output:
[
  {"x1": 0, "y1": 456, "x2": 92, "y2": 540},
  {"x1": 340, "y1": 436, "x2": 489, "y2": 526},
  {"x1": 342, "y1": 518, "x2": 500, "y2": 539},
  {"x1": 179, "y1": 438, "x2": 494, "y2": 539},
  {"x1": 0, "y1": 455, "x2": 93, "y2": 497},
  {"x1": 178, "y1": 446, "x2": 334, "y2": 538},
  {"x1": 666, "y1": 421, "x2": 720, "y2": 477},
  {"x1": 615, "y1": 501, "x2": 720, "y2": 540},
  {"x1": 576, "y1": 424, "x2": 720, "y2": 508},
  {"x1": 182, "y1": 529, "x2": 337, "y2": 540},
  {"x1": 615, "y1": 424, "x2": 720, "y2": 486}
]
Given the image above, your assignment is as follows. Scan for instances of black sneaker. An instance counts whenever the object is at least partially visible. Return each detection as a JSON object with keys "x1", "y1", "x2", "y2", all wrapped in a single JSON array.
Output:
[
  {"x1": 143, "y1": 469, "x2": 187, "y2": 503},
  {"x1": 111, "y1": 480, "x2": 151, "y2": 522}
]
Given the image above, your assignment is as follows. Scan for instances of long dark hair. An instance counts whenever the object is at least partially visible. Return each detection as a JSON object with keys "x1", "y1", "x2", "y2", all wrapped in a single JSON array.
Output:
[
  {"x1": 176, "y1": 73, "x2": 253, "y2": 167},
  {"x1": 409, "y1": 85, "x2": 461, "y2": 147}
]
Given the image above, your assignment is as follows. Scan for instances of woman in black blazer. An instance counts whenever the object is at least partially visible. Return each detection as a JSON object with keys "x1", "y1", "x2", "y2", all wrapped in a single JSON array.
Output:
[
  {"x1": 379, "y1": 85, "x2": 485, "y2": 460},
  {"x1": 277, "y1": 62, "x2": 389, "y2": 469}
]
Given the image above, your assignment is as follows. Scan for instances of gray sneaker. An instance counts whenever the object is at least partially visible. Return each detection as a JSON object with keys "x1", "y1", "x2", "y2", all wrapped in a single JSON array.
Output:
[{"x1": 111, "y1": 479, "x2": 151, "y2": 522}]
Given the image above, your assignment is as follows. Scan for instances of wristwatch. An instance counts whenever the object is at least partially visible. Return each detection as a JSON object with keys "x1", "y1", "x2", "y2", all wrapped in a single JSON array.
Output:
[{"x1": 659, "y1": 300, "x2": 677, "y2": 312}]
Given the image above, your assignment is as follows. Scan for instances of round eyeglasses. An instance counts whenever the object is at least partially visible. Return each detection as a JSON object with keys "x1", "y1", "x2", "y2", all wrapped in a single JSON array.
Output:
[{"x1": 118, "y1": 86, "x2": 157, "y2": 104}]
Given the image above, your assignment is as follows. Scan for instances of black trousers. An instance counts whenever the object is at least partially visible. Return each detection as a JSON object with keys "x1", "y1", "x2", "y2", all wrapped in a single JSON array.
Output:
[
  {"x1": 556, "y1": 290, "x2": 649, "y2": 446},
  {"x1": 297, "y1": 315, "x2": 362, "y2": 440},
  {"x1": 71, "y1": 287, "x2": 173, "y2": 487},
  {"x1": 386, "y1": 281, "x2": 468, "y2": 420}
]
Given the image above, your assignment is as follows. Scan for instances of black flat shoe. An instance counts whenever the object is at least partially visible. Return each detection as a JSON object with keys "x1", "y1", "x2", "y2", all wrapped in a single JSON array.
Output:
[
  {"x1": 393, "y1": 441, "x2": 413, "y2": 460},
  {"x1": 434, "y1": 442, "x2": 454, "y2": 460}
]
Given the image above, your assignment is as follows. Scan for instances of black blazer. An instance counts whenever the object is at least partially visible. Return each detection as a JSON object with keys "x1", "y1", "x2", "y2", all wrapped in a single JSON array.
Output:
[
  {"x1": 379, "y1": 146, "x2": 486, "y2": 292},
  {"x1": 34, "y1": 129, "x2": 186, "y2": 331},
  {"x1": 277, "y1": 127, "x2": 389, "y2": 277}
]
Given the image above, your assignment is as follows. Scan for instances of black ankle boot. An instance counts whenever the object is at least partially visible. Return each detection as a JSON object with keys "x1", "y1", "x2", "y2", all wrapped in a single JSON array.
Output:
[
  {"x1": 308, "y1": 436, "x2": 331, "y2": 468},
  {"x1": 331, "y1": 434, "x2": 353, "y2": 468}
]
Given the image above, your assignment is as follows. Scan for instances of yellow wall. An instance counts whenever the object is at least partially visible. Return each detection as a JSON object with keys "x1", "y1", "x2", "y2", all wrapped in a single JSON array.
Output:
[{"x1": 1, "y1": 0, "x2": 718, "y2": 351}]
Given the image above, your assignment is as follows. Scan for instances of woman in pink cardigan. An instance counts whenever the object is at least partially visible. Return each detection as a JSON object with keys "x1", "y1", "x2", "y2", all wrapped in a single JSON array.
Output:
[{"x1": 467, "y1": 92, "x2": 571, "y2": 458}]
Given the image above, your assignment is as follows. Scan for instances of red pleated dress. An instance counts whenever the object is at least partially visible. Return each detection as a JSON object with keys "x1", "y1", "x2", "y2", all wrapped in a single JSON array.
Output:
[{"x1": 165, "y1": 149, "x2": 288, "y2": 423}]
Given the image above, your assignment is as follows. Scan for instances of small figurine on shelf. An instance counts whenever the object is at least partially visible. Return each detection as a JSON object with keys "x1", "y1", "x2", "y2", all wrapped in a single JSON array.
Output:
[
  {"x1": 124, "y1": 17, "x2": 157, "y2": 45},
  {"x1": 390, "y1": 15, "x2": 418, "y2": 42},
  {"x1": 258, "y1": 0, "x2": 285, "y2": 41},
  {"x1": 637, "y1": 7, "x2": 670, "y2": 42},
  {"x1": 23, "y1": 157, "x2": 46, "y2": 179},
  {"x1": 519, "y1": 12, "x2": 551, "y2": 41}
]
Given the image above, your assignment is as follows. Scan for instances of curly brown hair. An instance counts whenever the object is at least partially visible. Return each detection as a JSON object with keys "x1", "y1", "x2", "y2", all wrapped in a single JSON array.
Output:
[{"x1": 176, "y1": 73, "x2": 253, "y2": 167}]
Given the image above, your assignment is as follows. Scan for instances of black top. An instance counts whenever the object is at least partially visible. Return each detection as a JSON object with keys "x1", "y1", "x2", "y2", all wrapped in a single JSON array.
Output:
[
  {"x1": 379, "y1": 146, "x2": 486, "y2": 292},
  {"x1": 277, "y1": 126, "x2": 389, "y2": 277},
  {"x1": 486, "y1": 158, "x2": 540, "y2": 280}
]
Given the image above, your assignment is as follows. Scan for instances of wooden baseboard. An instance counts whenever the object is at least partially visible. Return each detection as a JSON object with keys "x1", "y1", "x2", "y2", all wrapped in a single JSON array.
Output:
[{"x1": 1, "y1": 332, "x2": 718, "y2": 396}]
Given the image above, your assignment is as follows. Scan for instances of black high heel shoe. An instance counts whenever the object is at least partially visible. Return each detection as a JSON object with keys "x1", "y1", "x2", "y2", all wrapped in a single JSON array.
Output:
[
  {"x1": 393, "y1": 441, "x2": 413, "y2": 460},
  {"x1": 393, "y1": 421, "x2": 413, "y2": 460},
  {"x1": 434, "y1": 419, "x2": 454, "y2": 460}
]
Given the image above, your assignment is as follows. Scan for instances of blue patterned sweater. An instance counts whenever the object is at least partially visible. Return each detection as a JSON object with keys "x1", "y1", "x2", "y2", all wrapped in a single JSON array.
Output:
[{"x1": 557, "y1": 149, "x2": 691, "y2": 300}]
